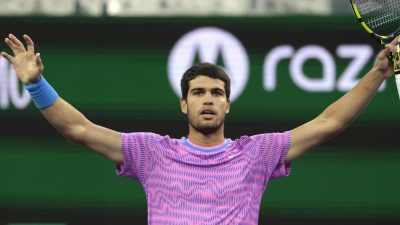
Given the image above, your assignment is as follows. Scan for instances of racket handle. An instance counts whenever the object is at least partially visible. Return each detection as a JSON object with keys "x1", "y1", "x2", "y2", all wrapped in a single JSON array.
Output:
[
  {"x1": 396, "y1": 37, "x2": 400, "y2": 99},
  {"x1": 395, "y1": 71, "x2": 400, "y2": 99}
]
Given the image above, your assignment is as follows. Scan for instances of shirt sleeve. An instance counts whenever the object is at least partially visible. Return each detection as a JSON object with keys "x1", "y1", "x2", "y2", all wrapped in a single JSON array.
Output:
[
  {"x1": 256, "y1": 131, "x2": 291, "y2": 180},
  {"x1": 270, "y1": 131, "x2": 291, "y2": 179},
  {"x1": 115, "y1": 132, "x2": 161, "y2": 182}
]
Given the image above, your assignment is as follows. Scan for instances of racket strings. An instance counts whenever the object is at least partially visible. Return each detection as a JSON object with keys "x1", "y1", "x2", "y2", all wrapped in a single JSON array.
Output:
[{"x1": 355, "y1": 0, "x2": 400, "y2": 35}]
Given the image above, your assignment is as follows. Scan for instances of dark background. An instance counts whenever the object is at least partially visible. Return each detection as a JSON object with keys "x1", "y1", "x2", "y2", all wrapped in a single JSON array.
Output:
[{"x1": 0, "y1": 16, "x2": 399, "y2": 225}]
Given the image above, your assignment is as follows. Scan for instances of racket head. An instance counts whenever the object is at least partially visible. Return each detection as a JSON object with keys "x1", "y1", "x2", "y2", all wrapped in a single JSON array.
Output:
[{"x1": 350, "y1": 0, "x2": 400, "y2": 41}]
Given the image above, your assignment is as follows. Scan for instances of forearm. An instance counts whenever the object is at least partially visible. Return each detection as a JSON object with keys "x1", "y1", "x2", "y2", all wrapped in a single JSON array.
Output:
[
  {"x1": 41, "y1": 97, "x2": 92, "y2": 144},
  {"x1": 24, "y1": 75, "x2": 91, "y2": 144},
  {"x1": 321, "y1": 67, "x2": 386, "y2": 130}
]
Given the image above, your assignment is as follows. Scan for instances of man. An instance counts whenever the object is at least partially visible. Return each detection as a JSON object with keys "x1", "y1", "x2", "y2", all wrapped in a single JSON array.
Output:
[{"x1": 1, "y1": 33, "x2": 398, "y2": 224}]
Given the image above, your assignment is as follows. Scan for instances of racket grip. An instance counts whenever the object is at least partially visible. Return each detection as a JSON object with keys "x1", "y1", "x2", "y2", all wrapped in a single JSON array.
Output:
[
  {"x1": 395, "y1": 70, "x2": 400, "y2": 99},
  {"x1": 395, "y1": 38, "x2": 400, "y2": 99}
]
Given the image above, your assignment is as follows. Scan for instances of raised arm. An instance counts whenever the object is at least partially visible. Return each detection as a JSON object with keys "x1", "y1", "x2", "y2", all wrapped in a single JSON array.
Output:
[
  {"x1": 285, "y1": 37, "x2": 398, "y2": 164},
  {"x1": 1, "y1": 34, "x2": 123, "y2": 164}
]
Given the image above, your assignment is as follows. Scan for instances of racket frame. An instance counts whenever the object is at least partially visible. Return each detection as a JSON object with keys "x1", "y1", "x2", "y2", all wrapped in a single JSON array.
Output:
[{"x1": 350, "y1": 0, "x2": 400, "y2": 98}]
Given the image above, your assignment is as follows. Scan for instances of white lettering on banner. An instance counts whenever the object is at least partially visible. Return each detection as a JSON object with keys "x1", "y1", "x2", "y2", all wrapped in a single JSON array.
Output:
[
  {"x1": 263, "y1": 43, "x2": 384, "y2": 92},
  {"x1": 169, "y1": 27, "x2": 383, "y2": 99},
  {"x1": 168, "y1": 27, "x2": 249, "y2": 102},
  {"x1": 0, "y1": 57, "x2": 31, "y2": 110},
  {"x1": 336, "y1": 45, "x2": 384, "y2": 91},
  {"x1": 263, "y1": 45, "x2": 294, "y2": 91},
  {"x1": 290, "y1": 45, "x2": 336, "y2": 92},
  {"x1": 0, "y1": 58, "x2": 8, "y2": 109}
]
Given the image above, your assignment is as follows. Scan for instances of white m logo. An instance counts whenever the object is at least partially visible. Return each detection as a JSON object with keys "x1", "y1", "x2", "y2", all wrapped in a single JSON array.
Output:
[{"x1": 167, "y1": 27, "x2": 249, "y2": 102}]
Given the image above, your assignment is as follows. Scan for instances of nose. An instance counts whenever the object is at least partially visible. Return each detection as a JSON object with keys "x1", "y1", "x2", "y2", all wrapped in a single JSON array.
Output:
[{"x1": 203, "y1": 92, "x2": 213, "y2": 105}]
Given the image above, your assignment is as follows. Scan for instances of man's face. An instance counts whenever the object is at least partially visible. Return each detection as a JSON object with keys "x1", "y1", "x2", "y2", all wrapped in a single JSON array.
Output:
[{"x1": 180, "y1": 75, "x2": 230, "y2": 134}]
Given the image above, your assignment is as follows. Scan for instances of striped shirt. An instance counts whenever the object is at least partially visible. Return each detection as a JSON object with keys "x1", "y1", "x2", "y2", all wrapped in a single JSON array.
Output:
[{"x1": 116, "y1": 131, "x2": 291, "y2": 225}]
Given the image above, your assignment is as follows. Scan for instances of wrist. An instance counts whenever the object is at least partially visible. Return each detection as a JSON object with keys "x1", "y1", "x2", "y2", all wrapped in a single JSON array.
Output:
[
  {"x1": 24, "y1": 75, "x2": 58, "y2": 109},
  {"x1": 371, "y1": 67, "x2": 389, "y2": 81}
]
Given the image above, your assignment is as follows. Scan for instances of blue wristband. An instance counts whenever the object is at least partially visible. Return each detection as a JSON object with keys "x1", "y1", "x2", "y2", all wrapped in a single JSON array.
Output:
[{"x1": 24, "y1": 75, "x2": 58, "y2": 109}]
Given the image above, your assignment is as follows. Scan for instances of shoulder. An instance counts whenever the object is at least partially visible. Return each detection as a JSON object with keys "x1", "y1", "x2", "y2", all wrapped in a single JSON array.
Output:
[
  {"x1": 232, "y1": 131, "x2": 291, "y2": 146},
  {"x1": 121, "y1": 132, "x2": 181, "y2": 147},
  {"x1": 235, "y1": 131, "x2": 290, "y2": 141},
  {"x1": 122, "y1": 132, "x2": 172, "y2": 139}
]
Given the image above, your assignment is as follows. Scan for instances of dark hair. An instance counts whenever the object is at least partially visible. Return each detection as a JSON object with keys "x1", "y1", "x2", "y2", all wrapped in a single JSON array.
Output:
[{"x1": 180, "y1": 62, "x2": 231, "y2": 100}]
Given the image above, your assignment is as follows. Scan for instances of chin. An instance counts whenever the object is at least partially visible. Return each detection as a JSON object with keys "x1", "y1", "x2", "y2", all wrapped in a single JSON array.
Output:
[{"x1": 195, "y1": 124, "x2": 223, "y2": 134}]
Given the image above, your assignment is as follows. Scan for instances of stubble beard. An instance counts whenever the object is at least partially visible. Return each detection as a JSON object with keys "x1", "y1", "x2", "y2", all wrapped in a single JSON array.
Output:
[{"x1": 188, "y1": 111, "x2": 225, "y2": 135}]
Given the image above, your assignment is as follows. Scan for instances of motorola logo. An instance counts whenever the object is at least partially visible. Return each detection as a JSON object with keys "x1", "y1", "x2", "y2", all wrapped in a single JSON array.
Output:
[{"x1": 167, "y1": 27, "x2": 249, "y2": 102}]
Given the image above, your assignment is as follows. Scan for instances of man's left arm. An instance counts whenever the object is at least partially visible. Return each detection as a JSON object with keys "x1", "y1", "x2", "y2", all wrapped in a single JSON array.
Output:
[{"x1": 285, "y1": 38, "x2": 397, "y2": 164}]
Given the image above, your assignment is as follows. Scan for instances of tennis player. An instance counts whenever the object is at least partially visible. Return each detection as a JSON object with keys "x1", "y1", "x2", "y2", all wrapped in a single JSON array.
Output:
[{"x1": 1, "y1": 33, "x2": 398, "y2": 224}]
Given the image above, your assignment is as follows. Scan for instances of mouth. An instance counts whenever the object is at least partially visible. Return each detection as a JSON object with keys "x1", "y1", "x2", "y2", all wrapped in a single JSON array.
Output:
[{"x1": 200, "y1": 108, "x2": 216, "y2": 118}]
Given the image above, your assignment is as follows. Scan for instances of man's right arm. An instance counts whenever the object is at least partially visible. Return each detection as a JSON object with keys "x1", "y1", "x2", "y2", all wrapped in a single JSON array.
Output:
[
  {"x1": 1, "y1": 34, "x2": 123, "y2": 165},
  {"x1": 41, "y1": 97, "x2": 123, "y2": 164}
]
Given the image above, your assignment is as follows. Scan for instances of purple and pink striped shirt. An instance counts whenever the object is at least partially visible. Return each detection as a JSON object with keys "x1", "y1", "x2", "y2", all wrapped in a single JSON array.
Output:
[{"x1": 116, "y1": 131, "x2": 291, "y2": 225}]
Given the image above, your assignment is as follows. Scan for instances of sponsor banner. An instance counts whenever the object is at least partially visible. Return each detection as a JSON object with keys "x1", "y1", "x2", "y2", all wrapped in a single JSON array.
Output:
[{"x1": 0, "y1": 16, "x2": 398, "y2": 123}]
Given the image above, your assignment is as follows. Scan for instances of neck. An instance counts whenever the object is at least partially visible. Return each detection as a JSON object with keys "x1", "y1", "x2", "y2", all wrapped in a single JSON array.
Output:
[{"x1": 187, "y1": 126, "x2": 225, "y2": 147}]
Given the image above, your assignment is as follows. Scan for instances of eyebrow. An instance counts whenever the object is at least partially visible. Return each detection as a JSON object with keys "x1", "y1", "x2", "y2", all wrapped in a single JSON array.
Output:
[{"x1": 190, "y1": 87, "x2": 225, "y2": 93}]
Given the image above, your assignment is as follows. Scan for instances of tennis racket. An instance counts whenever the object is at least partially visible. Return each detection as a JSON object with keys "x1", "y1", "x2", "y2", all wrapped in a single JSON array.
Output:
[{"x1": 349, "y1": 0, "x2": 400, "y2": 98}]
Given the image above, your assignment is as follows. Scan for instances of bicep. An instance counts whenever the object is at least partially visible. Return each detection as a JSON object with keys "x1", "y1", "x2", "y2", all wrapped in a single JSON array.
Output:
[
  {"x1": 82, "y1": 124, "x2": 123, "y2": 164},
  {"x1": 285, "y1": 117, "x2": 342, "y2": 164}
]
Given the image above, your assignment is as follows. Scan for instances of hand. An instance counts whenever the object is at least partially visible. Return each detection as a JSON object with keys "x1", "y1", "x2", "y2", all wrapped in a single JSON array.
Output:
[
  {"x1": 375, "y1": 36, "x2": 400, "y2": 79},
  {"x1": 1, "y1": 34, "x2": 43, "y2": 85}
]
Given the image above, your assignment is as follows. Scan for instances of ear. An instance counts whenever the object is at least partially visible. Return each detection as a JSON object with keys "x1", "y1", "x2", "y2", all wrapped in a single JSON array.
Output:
[
  {"x1": 225, "y1": 99, "x2": 231, "y2": 114},
  {"x1": 180, "y1": 98, "x2": 188, "y2": 114}
]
